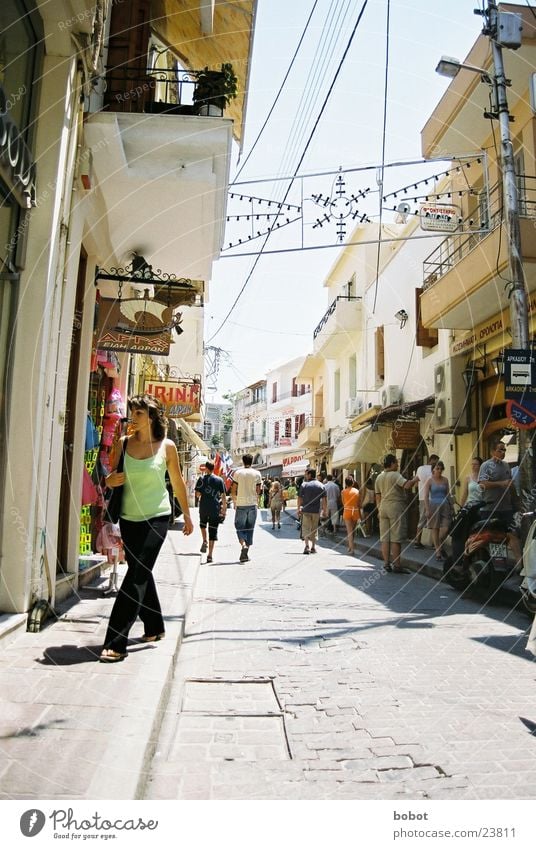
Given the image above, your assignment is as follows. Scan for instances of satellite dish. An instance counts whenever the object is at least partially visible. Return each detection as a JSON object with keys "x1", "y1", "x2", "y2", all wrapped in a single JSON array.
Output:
[{"x1": 395, "y1": 201, "x2": 411, "y2": 224}]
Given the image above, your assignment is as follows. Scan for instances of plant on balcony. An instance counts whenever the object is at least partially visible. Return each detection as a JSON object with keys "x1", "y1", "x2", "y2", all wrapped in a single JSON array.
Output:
[{"x1": 193, "y1": 63, "x2": 238, "y2": 115}]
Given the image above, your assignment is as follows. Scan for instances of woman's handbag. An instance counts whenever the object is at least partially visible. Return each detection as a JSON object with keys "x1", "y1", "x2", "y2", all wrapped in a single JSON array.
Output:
[{"x1": 104, "y1": 440, "x2": 127, "y2": 524}]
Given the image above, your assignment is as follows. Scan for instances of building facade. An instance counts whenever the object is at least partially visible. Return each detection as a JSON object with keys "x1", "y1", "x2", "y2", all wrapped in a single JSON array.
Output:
[{"x1": 0, "y1": 0, "x2": 256, "y2": 625}]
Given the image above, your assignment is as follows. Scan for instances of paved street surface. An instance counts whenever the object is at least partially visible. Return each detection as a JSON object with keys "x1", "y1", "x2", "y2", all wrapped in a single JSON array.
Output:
[
  {"x1": 147, "y1": 508, "x2": 536, "y2": 800},
  {"x1": 0, "y1": 507, "x2": 535, "y2": 801}
]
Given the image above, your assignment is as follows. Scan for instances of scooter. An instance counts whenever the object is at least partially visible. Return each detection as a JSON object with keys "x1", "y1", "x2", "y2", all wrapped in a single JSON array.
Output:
[
  {"x1": 521, "y1": 512, "x2": 536, "y2": 613},
  {"x1": 443, "y1": 504, "x2": 517, "y2": 599}
]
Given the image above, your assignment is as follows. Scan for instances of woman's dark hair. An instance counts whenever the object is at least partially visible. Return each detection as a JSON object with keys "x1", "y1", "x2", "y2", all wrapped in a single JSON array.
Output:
[
  {"x1": 433, "y1": 461, "x2": 445, "y2": 471},
  {"x1": 473, "y1": 456, "x2": 483, "y2": 465},
  {"x1": 128, "y1": 394, "x2": 167, "y2": 440},
  {"x1": 345, "y1": 476, "x2": 354, "y2": 487}
]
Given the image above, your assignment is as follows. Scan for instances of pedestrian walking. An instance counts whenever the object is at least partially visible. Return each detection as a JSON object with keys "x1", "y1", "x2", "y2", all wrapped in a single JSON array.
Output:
[
  {"x1": 423, "y1": 460, "x2": 453, "y2": 560},
  {"x1": 269, "y1": 480, "x2": 284, "y2": 529},
  {"x1": 341, "y1": 476, "x2": 362, "y2": 554},
  {"x1": 323, "y1": 474, "x2": 341, "y2": 533},
  {"x1": 195, "y1": 460, "x2": 226, "y2": 563},
  {"x1": 360, "y1": 476, "x2": 378, "y2": 535},
  {"x1": 375, "y1": 454, "x2": 418, "y2": 573},
  {"x1": 230, "y1": 453, "x2": 262, "y2": 562},
  {"x1": 297, "y1": 469, "x2": 327, "y2": 554},
  {"x1": 412, "y1": 453, "x2": 438, "y2": 548},
  {"x1": 99, "y1": 394, "x2": 193, "y2": 662}
]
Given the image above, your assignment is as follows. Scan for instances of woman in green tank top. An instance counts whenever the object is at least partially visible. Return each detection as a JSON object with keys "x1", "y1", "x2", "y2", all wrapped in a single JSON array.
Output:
[{"x1": 100, "y1": 395, "x2": 193, "y2": 662}]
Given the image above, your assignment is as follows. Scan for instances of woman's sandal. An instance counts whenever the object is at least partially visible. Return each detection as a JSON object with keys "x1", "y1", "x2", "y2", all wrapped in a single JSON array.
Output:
[
  {"x1": 99, "y1": 649, "x2": 127, "y2": 663},
  {"x1": 140, "y1": 632, "x2": 165, "y2": 643}
]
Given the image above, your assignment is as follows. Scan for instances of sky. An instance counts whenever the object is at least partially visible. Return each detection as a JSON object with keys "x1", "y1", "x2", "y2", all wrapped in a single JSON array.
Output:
[{"x1": 204, "y1": 0, "x2": 488, "y2": 400}]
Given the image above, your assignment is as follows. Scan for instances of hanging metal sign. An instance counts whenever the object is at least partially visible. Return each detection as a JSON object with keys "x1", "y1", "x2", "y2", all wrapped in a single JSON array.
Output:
[
  {"x1": 419, "y1": 203, "x2": 460, "y2": 232},
  {"x1": 143, "y1": 379, "x2": 201, "y2": 417},
  {"x1": 94, "y1": 297, "x2": 172, "y2": 355}
]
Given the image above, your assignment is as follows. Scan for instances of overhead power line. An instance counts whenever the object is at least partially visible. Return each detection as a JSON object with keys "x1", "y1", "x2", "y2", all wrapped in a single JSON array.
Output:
[{"x1": 207, "y1": 0, "x2": 371, "y2": 345}]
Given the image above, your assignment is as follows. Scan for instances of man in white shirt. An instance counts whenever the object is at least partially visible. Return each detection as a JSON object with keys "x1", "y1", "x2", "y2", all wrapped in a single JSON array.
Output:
[
  {"x1": 323, "y1": 474, "x2": 341, "y2": 533},
  {"x1": 413, "y1": 453, "x2": 438, "y2": 548},
  {"x1": 230, "y1": 454, "x2": 262, "y2": 563}
]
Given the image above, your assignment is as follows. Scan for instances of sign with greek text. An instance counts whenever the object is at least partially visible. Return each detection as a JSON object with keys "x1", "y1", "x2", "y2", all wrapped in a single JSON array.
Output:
[{"x1": 504, "y1": 348, "x2": 536, "y2": 399}]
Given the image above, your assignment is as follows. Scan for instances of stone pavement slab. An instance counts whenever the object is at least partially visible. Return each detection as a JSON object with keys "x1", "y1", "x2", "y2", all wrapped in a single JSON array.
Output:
[
  {"x1": 146, "y1": 506, "x2": 536, "y2": 800},
  {"x1": 0, "y1": 526, "x2": 199, "y2": 800}
]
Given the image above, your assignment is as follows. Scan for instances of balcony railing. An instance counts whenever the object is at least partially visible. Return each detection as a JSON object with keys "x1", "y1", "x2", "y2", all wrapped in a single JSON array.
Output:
[
  {"x1": 98, "y1": 66, "x2": 223, "y2": 116},
  {"x1": 270, "y1": 388, "x2": 311, "y2": 404},
  {"x1": 297, "y1": 415, "x2": 324, "y2": 434},
  {"x1": 313, "y1": 295, "x2": 361, "y2": 339},
  {"x1": 422, "y1": 176, "x2": 536, "y2": 290}
]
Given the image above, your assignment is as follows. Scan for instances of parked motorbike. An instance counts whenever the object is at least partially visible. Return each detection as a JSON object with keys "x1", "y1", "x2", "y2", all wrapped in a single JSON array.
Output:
[
  {"x1": 521, "y1": 512, "x2": 536, "y2": 613},
  {"x1": 443, "y1": 503, "x2": 517, "y2": 599}
]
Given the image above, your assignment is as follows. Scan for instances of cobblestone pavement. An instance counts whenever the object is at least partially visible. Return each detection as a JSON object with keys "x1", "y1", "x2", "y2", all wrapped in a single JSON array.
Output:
[{"x1": 146, "y1": 508, "x2": 536, "y2": 800}]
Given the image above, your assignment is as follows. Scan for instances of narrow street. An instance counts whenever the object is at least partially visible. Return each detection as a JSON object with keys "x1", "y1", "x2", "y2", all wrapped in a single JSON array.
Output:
[{"x1": 146, "y1": 508, "x2": 536, "y2": 800}]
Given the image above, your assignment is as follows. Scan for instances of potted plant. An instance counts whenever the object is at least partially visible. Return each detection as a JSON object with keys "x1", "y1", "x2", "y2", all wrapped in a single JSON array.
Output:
[{"x1": 193, "y1": 63, "x2": 238, "y2": 116}]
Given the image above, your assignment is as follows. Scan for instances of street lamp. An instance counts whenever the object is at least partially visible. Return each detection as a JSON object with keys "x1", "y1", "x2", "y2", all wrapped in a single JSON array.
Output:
[
  {"x1": 435, "y1": 55, "x2": 493, "y2": 85},
  {"x1": 436, "y1": 3, "x2": 531, "y2": 498}
]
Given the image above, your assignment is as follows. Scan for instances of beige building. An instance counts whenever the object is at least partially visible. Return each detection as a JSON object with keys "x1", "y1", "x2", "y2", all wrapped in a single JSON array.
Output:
[{"x1": 0, "y1": 0, "x2": 256, "y2": 629}]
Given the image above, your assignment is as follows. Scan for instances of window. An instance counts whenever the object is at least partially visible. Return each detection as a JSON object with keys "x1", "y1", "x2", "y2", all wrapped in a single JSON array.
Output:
[
  {"x1": 272, "y1": 381, "x2": 277, "y2": 402},
  {"x1": 415, "y1": 288, "x2": 438, "y2": 348},
  {"x1": 292, "y1": 377, "x2": 297, "y2": 397},
  {"x1": 334, "y1": 369, "x2": 341, "y2": 412},
  {"x1": 261, "y1": 419, "x2": 266, "y2": 438},
  {"x1": 285, "y1": 417, "x2": 292, "y2": 438},
  {"x1": 375, "y1": 326, "x2": 385, "y2": 383},
  {"x1": 250, "y1": 422, "x2": 255, "y2": 441},
  {"x1": 295, "y1": 413, "x2": 305, "y2": 436},
  {"x1": 349, "y1": 353, "x2": 357, "y2": 397},
  {"x1": 274, "y1": 421, "x2": 280, "y2": 443}
]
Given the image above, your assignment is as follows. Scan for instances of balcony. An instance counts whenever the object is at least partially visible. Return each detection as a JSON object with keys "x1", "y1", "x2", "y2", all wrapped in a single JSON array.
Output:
[
  {"x1": 83, "y1": 66, "x2": 233, "y2": 280},
  {"x1": 420, "y1": 177, "x2": 536, "y2": 329},
  {"x1": 296, "y1": 417, "x2": 324, "y2": 449},
  {"x1": 313, "y1": 296, "x2": 362, "y2": 357}
]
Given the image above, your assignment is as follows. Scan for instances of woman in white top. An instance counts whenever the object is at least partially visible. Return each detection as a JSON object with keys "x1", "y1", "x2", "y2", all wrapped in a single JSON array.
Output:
[{"x1": 460, "y1": 457, "x2": 484, "y2": 507}]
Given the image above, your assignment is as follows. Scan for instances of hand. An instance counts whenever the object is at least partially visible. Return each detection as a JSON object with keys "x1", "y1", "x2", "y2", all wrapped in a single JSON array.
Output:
[
  {"x1": 106, "y1": 471, "x2": 125, "y2": 488},
  {"x1": 182, "y1": 515, "x2": 194, "y2": 535}
]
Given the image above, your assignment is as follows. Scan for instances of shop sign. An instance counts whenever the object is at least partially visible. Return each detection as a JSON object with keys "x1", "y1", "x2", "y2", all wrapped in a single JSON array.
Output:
[
  {"x1": 144, "y1": 379, "x2": 201, "y2": 417},
  {"x1": 450, "y1": 295, "x2": 536, "y2": 356},
  {"x1": 278, "y1": 437, "x2": 292, "y2": 446},
  {"x1": 0, "y1": 84, "x2": 36, "y2": 209},
  {"x1": 419, "y1": 203, "x2": 459, "y2": 232},
  {"x1": 504, "y1": 348, "x2": 536, "y2": 399},
  {"x1": 283, "y1": 454, "x2": 304, "y2": 467},
  {"x1": 95, "y1": 297, "x2": 172, "y2": 355},
  {"x1": 390, "y1": 420, "x2": 420, "y2": 449}
]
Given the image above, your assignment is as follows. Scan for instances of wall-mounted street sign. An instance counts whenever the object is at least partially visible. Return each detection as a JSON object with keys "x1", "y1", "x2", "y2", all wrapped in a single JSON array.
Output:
[
  {"x1": 504, "y1": 348, "x2": 536, "y2": 399},
  {"x1": 419, "y1": 203, "x2": 460, "y2": 232}
]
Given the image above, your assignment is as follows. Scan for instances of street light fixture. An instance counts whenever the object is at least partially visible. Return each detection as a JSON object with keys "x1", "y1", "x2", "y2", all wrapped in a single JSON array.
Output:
[{"x1": 435, "y1": 55, "x2": 493, "y2": 85}]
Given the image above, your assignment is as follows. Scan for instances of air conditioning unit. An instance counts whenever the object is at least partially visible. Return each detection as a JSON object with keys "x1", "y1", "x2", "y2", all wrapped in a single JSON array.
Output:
[
  {"x1": 319, "y1": 430, "x2": 330, "y2": 445},
  {"x1": 433, "y1": 358, "x2": 469, "y2": 432},
  {"x1": 381, "y1": 385, "x2": 401, "y2": 407},
  {"x1": 345, "y1": 396, "x2": 363, "y2": 418}
]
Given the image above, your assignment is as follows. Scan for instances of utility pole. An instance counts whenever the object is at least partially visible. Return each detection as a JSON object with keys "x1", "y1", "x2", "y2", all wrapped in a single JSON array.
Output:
[{"x1": 484, "y1": 1, "x2": 532, "y2": 499}]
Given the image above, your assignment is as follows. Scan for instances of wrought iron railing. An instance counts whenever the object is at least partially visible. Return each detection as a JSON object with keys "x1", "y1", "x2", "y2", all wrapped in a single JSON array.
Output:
[
  {"x1": 313, "y1": 295, "x2": 361, "y2": 339},
  {"x1": 99, "y1": 66, "x2": 208, "y2": 115},
  {"x1": 422, "y1": 176, "x2": 536, "y2": 290}
]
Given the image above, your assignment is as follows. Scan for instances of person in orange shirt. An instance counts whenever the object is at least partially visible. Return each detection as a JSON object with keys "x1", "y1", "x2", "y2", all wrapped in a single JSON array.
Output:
[{"x1": 341, "y1": 476, "x2": 362, "y2": 555}]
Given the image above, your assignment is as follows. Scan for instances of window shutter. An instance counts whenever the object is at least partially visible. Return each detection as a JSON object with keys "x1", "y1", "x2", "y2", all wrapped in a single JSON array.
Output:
[
  {"x1": 415, "y1": 288, "x2": 438, "y2": 348},
  {"x1": 375, "y1": 326, "x2": 385, "y2": 382}
]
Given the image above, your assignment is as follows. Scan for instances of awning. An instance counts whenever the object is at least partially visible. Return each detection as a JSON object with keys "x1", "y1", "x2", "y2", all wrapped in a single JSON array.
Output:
[
  {"x1": 176, "y1": 418, "x2": 210, "y2": 453},
  {"x1": 283, "y1": 458, "x2": 309, "y2": 477},
  {"x1": 331, "y1": 426, "x2": 392, "y2": 468}
]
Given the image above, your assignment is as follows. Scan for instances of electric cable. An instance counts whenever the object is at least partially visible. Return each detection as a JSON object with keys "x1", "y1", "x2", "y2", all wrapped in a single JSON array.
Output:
[
  {"x1": 207, "y1": 0, "x2": 370, "y2": 344},
  {"x1": 371, "y1": 0, "x2": 391, "y2": 315},
  {"x1": 233, "y1": 0, "x2": 320, "y2": 183},
  {"x1": 278, "y1": 0, "x2": 353, "y2": 181}
]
